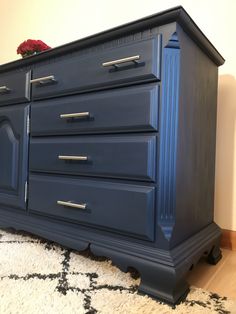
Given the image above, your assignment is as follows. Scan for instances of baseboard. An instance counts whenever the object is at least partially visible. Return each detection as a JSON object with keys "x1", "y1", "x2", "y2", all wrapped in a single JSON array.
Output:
[{"x1": 221, "y1": 229, "x2": 236, "y2": 250}]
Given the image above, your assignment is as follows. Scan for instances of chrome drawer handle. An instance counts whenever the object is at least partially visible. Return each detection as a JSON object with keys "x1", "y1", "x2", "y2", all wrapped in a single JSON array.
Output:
[
  {"x1": 58, "y1": 155, "x2": 88, "y2": 161},
  {"x1": 0, "y1": 86, "x2": 11, "y2": 94},
  {"x1": 60, "y1": 112, "x2": 90, "y2": 119},
  {"x1": 30, "y1": 75, "x2": 56, "y2": 85},
  {"x1": 57, "y1": 200, "x2": 87, "y2": 210},
  {"x1": 102, "y1": 55, "x2": 140, "y2": 68}
]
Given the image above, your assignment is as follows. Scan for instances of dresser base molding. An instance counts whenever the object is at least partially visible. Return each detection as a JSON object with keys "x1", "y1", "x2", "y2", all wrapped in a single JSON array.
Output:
[{"x1": 0, "y1": 208, "x2": 221, "y2": 304}]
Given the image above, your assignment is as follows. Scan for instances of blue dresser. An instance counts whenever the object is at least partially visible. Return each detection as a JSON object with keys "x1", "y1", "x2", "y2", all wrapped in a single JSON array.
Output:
[{"x1": 0, "y1": 6, "x2": 225, "y2": 304}]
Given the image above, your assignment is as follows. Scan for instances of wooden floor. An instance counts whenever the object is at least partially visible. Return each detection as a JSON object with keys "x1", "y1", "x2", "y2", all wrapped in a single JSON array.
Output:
[{"x1": 187, "y1": 248, "x2": 236, "y2": 300}]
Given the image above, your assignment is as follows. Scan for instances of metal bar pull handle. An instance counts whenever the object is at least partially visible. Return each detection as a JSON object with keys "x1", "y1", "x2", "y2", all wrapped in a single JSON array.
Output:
[
  {"x1": 57, "y1": 200, "x2": 87, "y2": 210},
  {"x1": 102, "y1": 55, "x2": 140, "y2": 68},
  {"x1": 58, "y1": 155, "x2": 88, "y2": 161},
  {"x1": 30, "y1": 75, "x2": 56, "y2": 85},
  {"x1": 0, "y1": 86, "x2": 11, "y2": 94},
  {"x1": 60, "y1": 112, "x2": 90, "y2": 119}
]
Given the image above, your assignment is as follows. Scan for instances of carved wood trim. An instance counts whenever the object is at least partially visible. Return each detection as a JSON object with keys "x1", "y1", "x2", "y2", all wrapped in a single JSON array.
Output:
[{"x1": 158, "y1": 32, "x2": 180, "y2": 240}]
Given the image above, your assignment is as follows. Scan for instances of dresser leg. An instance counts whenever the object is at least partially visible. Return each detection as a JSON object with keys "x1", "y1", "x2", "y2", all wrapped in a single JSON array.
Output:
[
  {"x1": 137, "y1": 261, "x2": 190, "y2": 305},
  {"x1": 207, "y1": 242, "x2": 222, "y2": 265}
]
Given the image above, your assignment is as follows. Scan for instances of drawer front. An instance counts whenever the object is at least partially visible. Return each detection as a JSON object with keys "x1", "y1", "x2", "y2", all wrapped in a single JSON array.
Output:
[
  {"x1": 31, "y1": 36, "x2": 161, "y2": 100},
  {"x1": 28, "y1": 175, "x2": 155, "y2": 241},
  {"x1": 0, "y1": 71, "x2": 31, "y2": 106},
  {"x1": 31, "y1": 84, "x2": 159, "y2": 136},
  {"x1": 29, "y1": 134, "x2": 157, "y2": 182}
]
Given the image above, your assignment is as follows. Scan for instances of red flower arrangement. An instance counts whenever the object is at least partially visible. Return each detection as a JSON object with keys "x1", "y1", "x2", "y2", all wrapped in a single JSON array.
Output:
[{"x1": 17, "y1": 39, "x2": 51, "y2": 58}]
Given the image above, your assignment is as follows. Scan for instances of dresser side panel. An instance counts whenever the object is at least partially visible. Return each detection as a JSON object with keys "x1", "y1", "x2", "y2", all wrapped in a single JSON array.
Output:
[{"x1": 171, "y1": 25, "x2": 218, "y2": 246}]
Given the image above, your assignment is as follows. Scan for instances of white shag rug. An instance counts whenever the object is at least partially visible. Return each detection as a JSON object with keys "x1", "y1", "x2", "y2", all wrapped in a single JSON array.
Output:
[{"x1": 0, "y1": 228, "x2": 235, "y2": 314}]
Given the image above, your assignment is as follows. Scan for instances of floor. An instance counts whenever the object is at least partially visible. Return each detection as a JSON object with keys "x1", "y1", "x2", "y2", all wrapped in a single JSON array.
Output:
[{"x1": 187, "y1": 248, "x2": 236, "y2": 301}]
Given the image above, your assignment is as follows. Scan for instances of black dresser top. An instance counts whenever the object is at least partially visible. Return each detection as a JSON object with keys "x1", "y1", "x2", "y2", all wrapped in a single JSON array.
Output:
[{"x1": 0, "y1": 6, "x2": 224, "y2": 72}]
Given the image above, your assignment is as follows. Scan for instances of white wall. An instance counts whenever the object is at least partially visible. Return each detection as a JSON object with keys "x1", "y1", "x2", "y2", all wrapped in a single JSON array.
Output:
[{"x1": 0, "y1": 0, "x2": 235, "y2": 230}]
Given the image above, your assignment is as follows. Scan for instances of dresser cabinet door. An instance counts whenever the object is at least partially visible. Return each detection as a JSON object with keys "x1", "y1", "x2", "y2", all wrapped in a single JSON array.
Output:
[{"x1": 0, "y1": 105, "x2": 29, "y2": 209}]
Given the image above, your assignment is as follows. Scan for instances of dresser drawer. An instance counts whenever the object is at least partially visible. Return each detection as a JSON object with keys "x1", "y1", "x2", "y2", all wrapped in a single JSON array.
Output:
[
  {"x1": 29, "y1": 134, "x2": 157, "y2": 182},
  {"x1": 31, "y1": 84, "x2": 159, "y2": 136},
  {"x1": 31, "y1": 36, "x2": 161, "y2": 100},
  {"x1": 0, "y1": 71, "x2": 31, "y2": 106},
  {"x1": 28, "y1": 175, "x2": 155, "y2": 241}
]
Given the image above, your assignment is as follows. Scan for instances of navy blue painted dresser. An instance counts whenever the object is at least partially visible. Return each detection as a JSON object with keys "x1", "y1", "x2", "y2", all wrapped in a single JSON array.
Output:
[{"x1": 0, "y1": 6, "x2": 225, "y2": 304}]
